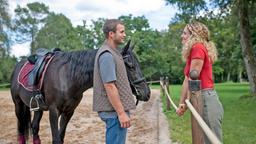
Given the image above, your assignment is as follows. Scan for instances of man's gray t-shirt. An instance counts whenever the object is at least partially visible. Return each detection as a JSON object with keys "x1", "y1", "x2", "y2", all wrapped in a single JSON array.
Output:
[
  {"x1": 99, "y1": 52, "x2": 116, "y2": 83},
  {"x1": 98, "y1": 51, "x2": 118, "y2": 118}
]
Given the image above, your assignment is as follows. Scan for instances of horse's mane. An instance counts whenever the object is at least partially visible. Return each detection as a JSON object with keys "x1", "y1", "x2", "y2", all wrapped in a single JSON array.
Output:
[{"x1": 59, "y1": 49, "x2": 98, "y2": 84}]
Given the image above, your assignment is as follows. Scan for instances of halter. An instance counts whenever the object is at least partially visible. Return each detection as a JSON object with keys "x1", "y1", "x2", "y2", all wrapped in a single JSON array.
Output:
[
  {"x1": 129, "y1": 77, "x2": 146, "y2": 105},
  {"x1": 132, "y1": 77, "x2": 145, "y2": 85}
]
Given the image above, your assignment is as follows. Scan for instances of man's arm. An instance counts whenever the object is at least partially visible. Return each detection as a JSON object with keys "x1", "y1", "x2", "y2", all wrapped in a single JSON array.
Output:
[
  {"x1": 103, "y1": 83, "x2": 131, "y2": 128},
  {"x1": 99, "y1": 52, "x2": 131, "y2": 128}
]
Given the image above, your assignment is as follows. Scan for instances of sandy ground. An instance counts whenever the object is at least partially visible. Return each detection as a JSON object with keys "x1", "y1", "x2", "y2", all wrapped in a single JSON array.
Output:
[{"x1": 0, "y1": 89, "x2": 172, "y2": 144}]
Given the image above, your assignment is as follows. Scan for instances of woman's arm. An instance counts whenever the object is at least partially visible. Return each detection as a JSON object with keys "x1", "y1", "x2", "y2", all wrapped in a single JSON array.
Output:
[
  {"x1": 176, "y1": 59, "x2": 204, "y2": 116},
  {"x1": 190, "y1": 59, "x2": 203, "y2": 75}
]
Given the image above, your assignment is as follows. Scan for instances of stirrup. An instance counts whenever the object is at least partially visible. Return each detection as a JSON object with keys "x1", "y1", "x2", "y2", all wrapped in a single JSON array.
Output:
[{"x1": 30, "y1": 96, "x2": 40, "y2": 111}]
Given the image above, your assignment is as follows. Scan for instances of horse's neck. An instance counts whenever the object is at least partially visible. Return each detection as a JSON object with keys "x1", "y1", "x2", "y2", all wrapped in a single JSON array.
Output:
[{"x1": 68, "y1": 49, "x2": 97, "y2": 91}]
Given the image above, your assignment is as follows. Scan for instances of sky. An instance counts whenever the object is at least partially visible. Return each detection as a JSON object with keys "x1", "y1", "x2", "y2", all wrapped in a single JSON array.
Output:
[{"x1": 8, "y1": 0, "x2": 177, "y2": 58}]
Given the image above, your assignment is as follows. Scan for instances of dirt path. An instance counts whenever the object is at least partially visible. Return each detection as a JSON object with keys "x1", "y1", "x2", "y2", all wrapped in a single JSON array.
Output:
[{"x1": 0, "y1": 89, "x2": 172, "y2": 144}]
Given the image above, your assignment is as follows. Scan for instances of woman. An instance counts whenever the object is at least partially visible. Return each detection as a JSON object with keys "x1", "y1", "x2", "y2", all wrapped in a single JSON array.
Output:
[{"x1": 176, "y1": 21, "x2": 224, "y2": 143}]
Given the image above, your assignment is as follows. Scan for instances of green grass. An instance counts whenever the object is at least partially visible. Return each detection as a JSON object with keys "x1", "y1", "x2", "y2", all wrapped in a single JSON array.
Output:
[{"x1": 158, "y1": 82, "x2": 256, "y2": 144}]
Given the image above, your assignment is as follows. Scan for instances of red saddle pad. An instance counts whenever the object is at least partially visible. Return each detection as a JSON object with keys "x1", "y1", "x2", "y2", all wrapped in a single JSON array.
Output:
[
  {"x1": 18, "y1": 55, "x2": 55, "y2": 91},
  {"x1": 18, "y1": 61, "x2": 35, "y2": 91}
]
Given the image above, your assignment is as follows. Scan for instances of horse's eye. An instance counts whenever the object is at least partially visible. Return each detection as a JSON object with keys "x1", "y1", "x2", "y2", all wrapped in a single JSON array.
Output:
[
  {"x1": 123, "y1": 55, "x2": 129, "y2": 59},
  {"x1": 123, "y1": 55, "x2": 134, "y2": 68},
  {"x1": 124, "y1": 61, "x2": 133, "y2": 68}
]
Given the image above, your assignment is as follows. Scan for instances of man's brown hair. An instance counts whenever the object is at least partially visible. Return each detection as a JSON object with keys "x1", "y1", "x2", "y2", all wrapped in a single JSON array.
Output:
[{"x1": 103, "y1": 19, "x2": 124, "y2": 38}]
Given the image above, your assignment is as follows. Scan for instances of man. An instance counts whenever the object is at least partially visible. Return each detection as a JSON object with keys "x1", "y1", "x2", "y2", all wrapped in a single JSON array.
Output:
[{"x1": 93, "y1": 19, "x2": 136, "y2": 144}]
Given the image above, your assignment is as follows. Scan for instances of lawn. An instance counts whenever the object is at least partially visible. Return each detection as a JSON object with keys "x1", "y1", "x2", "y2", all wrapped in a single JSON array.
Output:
[{"x1": 151, "y1": 82, "x2": 256, "y2": 144}]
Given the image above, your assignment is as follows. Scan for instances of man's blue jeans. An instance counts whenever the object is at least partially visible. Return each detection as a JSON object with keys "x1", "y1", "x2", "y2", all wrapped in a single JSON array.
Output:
[{"x1": 101, "y1": 117, "x2": 127, "y2": 144}]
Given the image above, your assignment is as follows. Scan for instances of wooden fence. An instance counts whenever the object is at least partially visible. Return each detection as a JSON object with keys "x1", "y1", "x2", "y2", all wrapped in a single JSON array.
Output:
[{"x1": 159, "y1": 76, "x2": 221, "y2": 144}]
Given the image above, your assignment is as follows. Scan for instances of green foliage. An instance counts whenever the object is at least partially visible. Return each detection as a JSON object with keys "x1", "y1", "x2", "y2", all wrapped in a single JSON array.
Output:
[
  {"x1": 0, "y1": 56, "x2": 17, "y2": 83},
  {"x1": 75, "y1": 18, "x2": 105, "y2": 49},
  {"x1": 0, "y1": 0, "x2": 11, "y2": 54},
  {"x1": 0, "y1": 0, "x2": 10, "y2": 24},
  {"x1": 166, "y1": 0, "x2": 206, "y2": 15},
  {"x1": 119, "y1": 14, "x2": 150, "y2": 34},
  {"x1": 13, "y1": 2, "x2": 49, "y2": 50},
  {"x1": 162, "y1": 83, "x2": 256, "y2": 144},
  {"x1": 117, "y1": 15, "x2": 184, "y2": 82},
  {"x1": 0, "y1": 0, "x2": 17, "y2": 83},
  {"x1": 166, "y1": 0, "x2": 207, "y2": 22},
  {"x1": 34, "y1": 13, "x2": 83, "y2": 51}
]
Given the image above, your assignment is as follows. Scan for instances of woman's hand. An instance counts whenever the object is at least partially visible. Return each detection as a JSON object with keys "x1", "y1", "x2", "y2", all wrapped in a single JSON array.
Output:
[{"x1": 176, "y1": 103, "x2": 187, "y2": 116}]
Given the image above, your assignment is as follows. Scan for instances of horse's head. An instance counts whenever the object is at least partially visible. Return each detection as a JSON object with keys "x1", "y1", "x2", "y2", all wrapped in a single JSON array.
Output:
[{"x1": 121, "y1": 40, "x2": 151, "y2": 103}]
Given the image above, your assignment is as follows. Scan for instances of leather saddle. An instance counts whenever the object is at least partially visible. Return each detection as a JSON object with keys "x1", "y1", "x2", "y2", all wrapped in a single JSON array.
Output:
[
  {"x1": 27, "y1": 48, "x2": 60, "y2": 87},
  {"x1": 26, "y1": 48, "x2": 61, "y2": 111}
]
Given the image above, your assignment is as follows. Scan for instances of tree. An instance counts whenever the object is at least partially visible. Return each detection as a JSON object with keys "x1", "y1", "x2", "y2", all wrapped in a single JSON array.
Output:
[
  {"x1": 34, "y1": 13, "x2": 83, "y2": 51},
  {"x1": 206, "y1": 16, "x2": 242, "y2": 82},
  {"x1": 119, "y1": 14, "x2": 150, "y2": 35},
  {"x1": 165, "y1": 0, "x2": 207, "y2": 23},
  {"x1": 0, "y1": 0, "x2": 11, "y2": 56},
  {"x1": 76, "y1": 22, "x2": 95, "y2": 50},
  {"x1": 90, "y1": 18, "x2": 105, "y2": 49},
  {"x1": 237, "y1": 0, "x2": 256, "y2": 93},
  {"x1": 118, "y1": 15, "x2": 163, "y2": 80},
  {"x1": 0, "y1": 0, "x2": 17, "y2": 84},
  {"x1": 76, "y1": 18, "x2": 105, "y2": 50},
  {"x1": 13, "y1": 2, "x2": 49, "y2": 51},
  {"x1": 0, "y1": 56, "x2": 17, "y2": 83}
]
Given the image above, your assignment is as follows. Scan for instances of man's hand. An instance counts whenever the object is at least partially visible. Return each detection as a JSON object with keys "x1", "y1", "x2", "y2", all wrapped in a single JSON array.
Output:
[{"x1": 118, "y1": 112, "x2": 131, "y2": 128}]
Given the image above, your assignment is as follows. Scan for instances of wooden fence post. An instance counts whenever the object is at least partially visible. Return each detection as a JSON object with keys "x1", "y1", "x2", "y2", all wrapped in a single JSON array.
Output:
[
  {"x1": 189, "y1": 70, "x2": 204, "y2": 144},
  {"x1": 160, "y1": 77, "x2": 165, "y2": 95},
  {"x1": 165, "y1": 76, "x2": 171, "y2": 111}
]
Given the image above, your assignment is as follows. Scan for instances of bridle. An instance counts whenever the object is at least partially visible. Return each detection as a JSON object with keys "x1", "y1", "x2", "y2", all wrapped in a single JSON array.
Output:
[
  {"x1": 132, "y1": 77, "x2": 145, "y2": 85},
  {"x1": 123, "y1": 52, "x2": 147, "y2": 104},
  {"x1": 129, "y1": 77, "x2": 146, "y2": 105}
]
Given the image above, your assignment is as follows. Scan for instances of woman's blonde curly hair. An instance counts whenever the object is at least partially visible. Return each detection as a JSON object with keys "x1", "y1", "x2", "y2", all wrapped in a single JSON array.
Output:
[{"x1": 182, "y1": 21, "x2": 218, "y2": 63}]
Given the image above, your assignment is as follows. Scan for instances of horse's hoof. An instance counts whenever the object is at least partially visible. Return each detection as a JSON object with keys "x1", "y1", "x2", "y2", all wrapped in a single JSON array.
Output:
[
  {"x1": 18, "y1": 135, "x2": 26, "y2": 144},
  {"x1": 33, "y1": 135, "x2": 41, "y2": 144}
]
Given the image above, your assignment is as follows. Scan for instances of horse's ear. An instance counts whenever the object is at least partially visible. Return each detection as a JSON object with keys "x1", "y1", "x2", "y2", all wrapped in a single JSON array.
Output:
[{"x1": 122, "y1": 39, "x2": 131, "y2": 55}]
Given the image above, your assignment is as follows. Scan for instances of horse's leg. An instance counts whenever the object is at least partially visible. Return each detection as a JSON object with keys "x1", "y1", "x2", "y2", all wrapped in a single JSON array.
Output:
[
  {"x1": 49, "y1": 107, "x2": 61, "y2": 144},
  {"x1": 31, "y1": 110, "x2": 43, "y2": 144},
  {"x1": 59, "y1": 111, "x2": 75, "y2": 143},
  {"x1": 13, "y1": 97, "x2": 31, "y2": 144}
]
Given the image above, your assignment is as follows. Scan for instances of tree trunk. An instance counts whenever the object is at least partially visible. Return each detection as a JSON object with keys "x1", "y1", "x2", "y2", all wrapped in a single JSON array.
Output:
[
  {"x1": 238, "y1": 0, "x2": 256, "y2": 93},
  {"x1": 238, "y1": 68, "x2": 243, "y2": 83},
  {"x1": 227, "y1": 72, "x2": 231, "y2": 82},
  {"x1": 237, "y1": 63, "x2": 244, "y2": 83}
]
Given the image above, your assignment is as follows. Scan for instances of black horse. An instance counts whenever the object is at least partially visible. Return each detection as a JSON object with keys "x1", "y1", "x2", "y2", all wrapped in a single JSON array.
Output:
[{"x1": 10, "y1": 41, "x2": 150, "y2": 144}]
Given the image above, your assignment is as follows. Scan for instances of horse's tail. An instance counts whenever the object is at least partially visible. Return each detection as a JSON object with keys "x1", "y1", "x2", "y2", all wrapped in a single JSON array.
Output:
[
  {"x1": 10, "y1": 59, "x2": 32, "y2": 140},
  {"x1": 15, "y1": 101, "x2": 31, "y2": 142}
]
